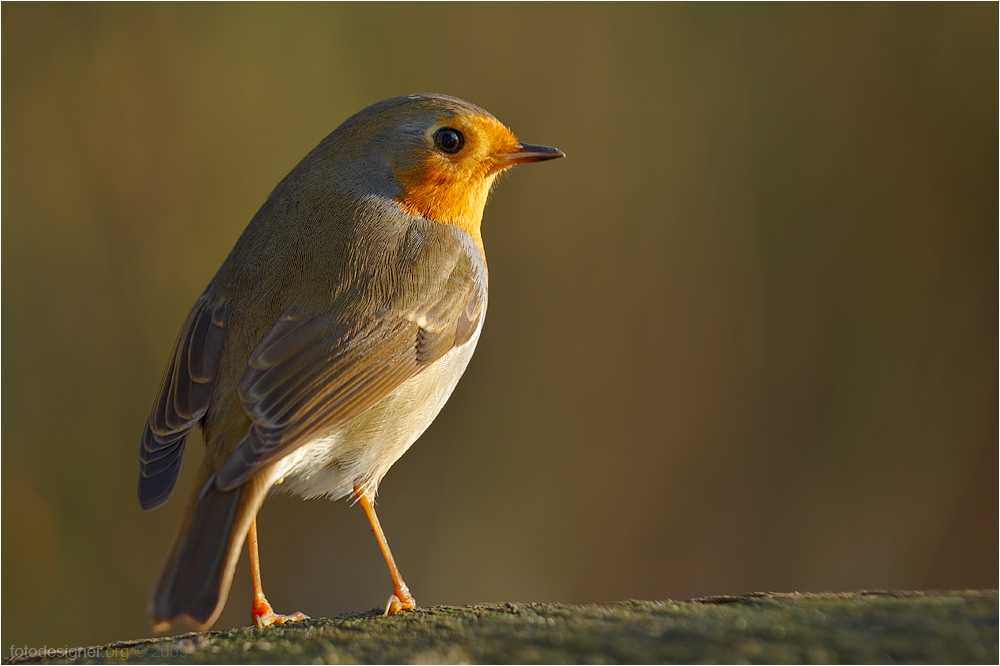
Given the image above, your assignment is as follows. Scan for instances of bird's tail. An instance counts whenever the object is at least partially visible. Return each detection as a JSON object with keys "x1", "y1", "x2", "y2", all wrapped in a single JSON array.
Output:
[{"x1": 147, "y1": 465, "x2": 272, "y2": 631}]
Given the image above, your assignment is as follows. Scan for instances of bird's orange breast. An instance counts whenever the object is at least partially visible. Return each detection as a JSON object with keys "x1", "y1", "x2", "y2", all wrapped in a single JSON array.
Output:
[{"x1": 393, "y1": 164, "x2": 491, "y2": 253}]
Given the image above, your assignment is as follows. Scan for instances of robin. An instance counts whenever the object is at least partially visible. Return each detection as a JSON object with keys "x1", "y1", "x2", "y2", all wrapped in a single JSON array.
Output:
[{"x1": 138, "y1": 93, "x2": 564, "y2": 630}]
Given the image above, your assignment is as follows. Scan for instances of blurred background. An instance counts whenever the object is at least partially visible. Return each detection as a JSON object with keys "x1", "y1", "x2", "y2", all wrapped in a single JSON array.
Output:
[{"x1": 3, "y1": 3, "x2": 996, "y2": 650}]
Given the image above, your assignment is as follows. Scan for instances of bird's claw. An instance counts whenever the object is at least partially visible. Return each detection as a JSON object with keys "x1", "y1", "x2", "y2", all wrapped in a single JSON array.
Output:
[
  {"x1": 253, "y1": 600, "x2": 309, "y2": 628},
  {"x1": 383, "y1": 589, "x2": 416, "y2": 616}
]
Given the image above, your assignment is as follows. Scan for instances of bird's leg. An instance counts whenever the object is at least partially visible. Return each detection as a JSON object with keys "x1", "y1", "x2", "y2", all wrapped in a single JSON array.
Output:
[
  {"x1": 248, "y1": 517, "x2": 309, "y2": 628},
  {"x1": 355, "y1": 487, "x2": 417, "y2": 615}
]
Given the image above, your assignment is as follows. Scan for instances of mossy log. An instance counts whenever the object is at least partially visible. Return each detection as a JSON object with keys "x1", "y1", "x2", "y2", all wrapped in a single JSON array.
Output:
[{"x1": 5, "y1": 591, "x2": 996, "y2": 664}]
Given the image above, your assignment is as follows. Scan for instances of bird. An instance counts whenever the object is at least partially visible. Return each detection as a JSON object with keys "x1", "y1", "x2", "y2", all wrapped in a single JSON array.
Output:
[{"x1": 138, "y1": 93, "x2": 564, "y2": 631}]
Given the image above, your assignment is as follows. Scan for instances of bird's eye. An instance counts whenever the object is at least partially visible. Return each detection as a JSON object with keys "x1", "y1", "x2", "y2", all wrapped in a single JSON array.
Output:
[{"x1": 433, "y1": 127, "x2": 465, "y2": 154}]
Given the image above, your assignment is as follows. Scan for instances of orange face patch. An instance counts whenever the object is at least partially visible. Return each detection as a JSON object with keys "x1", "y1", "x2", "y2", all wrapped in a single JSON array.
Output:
[{"x1": 393, "y1": 113, "x2": 520, "y2": 254}]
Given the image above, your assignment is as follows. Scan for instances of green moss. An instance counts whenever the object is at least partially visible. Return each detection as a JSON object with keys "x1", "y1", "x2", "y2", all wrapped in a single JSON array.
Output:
[{"x1": 6, "y1": 591, "x2": 996, "y2": 664}]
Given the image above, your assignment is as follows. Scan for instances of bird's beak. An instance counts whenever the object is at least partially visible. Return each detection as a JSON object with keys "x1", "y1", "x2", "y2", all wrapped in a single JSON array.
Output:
[{"x1": 494, "y1": 142, "x2": 566, "y2": 166}]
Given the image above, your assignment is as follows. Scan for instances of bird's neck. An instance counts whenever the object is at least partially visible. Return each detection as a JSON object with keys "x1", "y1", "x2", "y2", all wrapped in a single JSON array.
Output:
[{"x1": 394, "y1": 170, "x2": 497, "y2": 258}]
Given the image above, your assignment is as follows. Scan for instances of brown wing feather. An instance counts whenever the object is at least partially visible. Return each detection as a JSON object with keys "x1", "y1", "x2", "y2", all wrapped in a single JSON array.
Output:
[
  {"x1": 138, "y1": 296, "x2": 233, "y2": 510},
  {"x1": 215, "y1": 244, "x2": 485, "y2": 492}
]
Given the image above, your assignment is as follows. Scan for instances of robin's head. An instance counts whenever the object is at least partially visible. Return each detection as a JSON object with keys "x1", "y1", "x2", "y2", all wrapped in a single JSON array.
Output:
[{"x1": 316, "y1": 94, "x2": 563, "y2": 250}]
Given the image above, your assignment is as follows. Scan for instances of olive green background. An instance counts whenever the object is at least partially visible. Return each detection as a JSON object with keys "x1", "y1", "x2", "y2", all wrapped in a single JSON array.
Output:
[{"x1": 3, "y1": 3, "x2": 996, "y2": 651}]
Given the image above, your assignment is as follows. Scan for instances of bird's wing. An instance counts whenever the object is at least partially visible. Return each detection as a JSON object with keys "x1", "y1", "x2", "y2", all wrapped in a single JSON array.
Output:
[
  {"x1": 214, "y1": 238, "x2": 485, "y2": 491},
  {"x1": 138, "y1": 293, "x2": 233, "y2": 510}
]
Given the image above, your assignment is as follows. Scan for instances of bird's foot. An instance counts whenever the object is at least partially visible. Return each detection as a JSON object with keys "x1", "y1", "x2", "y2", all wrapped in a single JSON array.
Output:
[
  {"x1": 252, "y1": 597, "x2": 309, "y2": 628},
  {"x1": 382, "y1": 586, "x2": 416, "y2": 616}
]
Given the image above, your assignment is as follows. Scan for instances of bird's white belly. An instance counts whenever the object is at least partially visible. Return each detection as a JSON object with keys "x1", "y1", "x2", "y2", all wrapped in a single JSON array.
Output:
[{"x1": 273, "y1": 323, "x2": 482, "y2": 501}]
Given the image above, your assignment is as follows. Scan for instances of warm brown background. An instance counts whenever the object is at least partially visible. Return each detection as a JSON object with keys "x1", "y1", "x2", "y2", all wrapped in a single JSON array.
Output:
[{"x1": 3, "y1": 3, "x2": 996, "y2": 651}]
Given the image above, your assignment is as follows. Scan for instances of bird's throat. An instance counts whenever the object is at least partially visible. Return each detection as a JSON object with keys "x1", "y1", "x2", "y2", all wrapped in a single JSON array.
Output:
[{"x1": 394, "y1": 167, "x2": 497, "y2": 257}]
